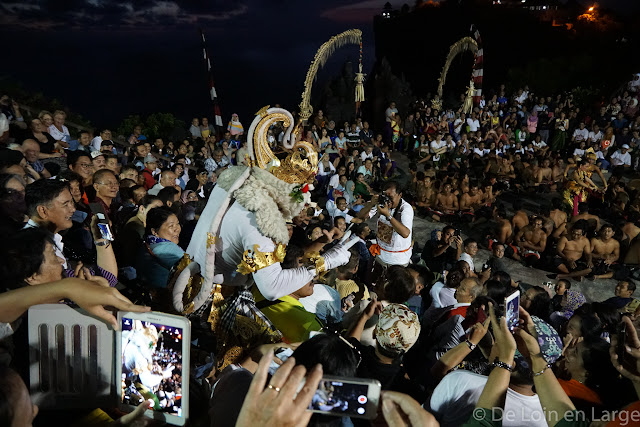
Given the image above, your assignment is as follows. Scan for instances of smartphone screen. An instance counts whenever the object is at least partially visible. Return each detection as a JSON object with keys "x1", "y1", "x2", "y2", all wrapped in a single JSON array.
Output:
[
  {"x1": 120, "y1": 318, "x2": 184, "y2": 417},
  {"x1": 504, "y1": 291, "x2": 520, "y2": 332},
  {"x1": 309, "y1": 378, "x2": 380, "y2": 419},
  {"x1": 97, "y1": 223, "x2": 114, "y2": 241}
]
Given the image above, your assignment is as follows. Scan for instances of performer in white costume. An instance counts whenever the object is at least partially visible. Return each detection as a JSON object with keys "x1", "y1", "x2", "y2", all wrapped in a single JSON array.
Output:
[{"x1": 170, "y1": 106, "x2": 351, "y2": 367}]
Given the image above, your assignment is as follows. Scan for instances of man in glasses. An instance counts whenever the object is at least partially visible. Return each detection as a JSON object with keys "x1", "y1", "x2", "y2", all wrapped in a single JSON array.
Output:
[{"x1": 93, "y1": 169, "x2": 119, "y2": 218}]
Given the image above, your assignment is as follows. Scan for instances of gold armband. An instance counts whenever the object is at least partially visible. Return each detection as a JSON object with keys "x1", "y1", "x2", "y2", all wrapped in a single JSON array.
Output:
[{"x1": 237, "y1": 243, "x2": 287, "y2": 275}]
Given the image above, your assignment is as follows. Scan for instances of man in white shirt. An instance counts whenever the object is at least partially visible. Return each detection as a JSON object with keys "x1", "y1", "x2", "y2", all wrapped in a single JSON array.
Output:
[
  {"x1": 514, "y1": 88, "x2": 529, "y2": 105},
  {"x1": 326, "y1": 197, "x2": 362, "y2": 224},
  {"x1": 385, "y1": 102, "x2": 398, "y2": 123},
  {"x1": 328, "y1": 166, "x2": 346, "y2": 195},
  {"x1": 610, "y1": 144, "x2": 632, "y2": 168},
  {"x1": 358, "y1": 181, "x2": 413, "y2": 267},
  {"x1": 90, "y1": 129, "x2": 112, "y2": 152},
  {"x1": 473, "y1": 142, "x2": 487, "y2": 157},
  {"x1": 148, "y1": 170, "x2": 177, "y2": 196},
  {"x1": 360, "y1": 146, "x2": 375, "y2": 163},
  {"x1": 466, "y1": 113, "x2": 480, "y2": 132},
  {"x1": 430, "y1": 370, "x2": 546, "y2": 427},
  {"x1": 588, "y1": 124, "x2": 603, "y2": 144},
  {"x1": 532, "y1": 135, "x2": 548, "y2": 152},
  {"x1": 430, "y1": 134, "x2": 447, "y2": 156},
  {"x1": 453, "y1": 113, "x2": 466, "y2": 138},
  {"x1": 572, "y1": 122, "x2": 589, "y2": 143},
  {"x1": 24, "y1": 179, "x2": 78, "y2": 269}
]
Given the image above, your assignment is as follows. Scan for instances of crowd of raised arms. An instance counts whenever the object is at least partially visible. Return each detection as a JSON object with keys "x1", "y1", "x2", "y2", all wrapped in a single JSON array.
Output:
[{"x1": 1, "y1": 78, "x2": 640, "y2": 427}]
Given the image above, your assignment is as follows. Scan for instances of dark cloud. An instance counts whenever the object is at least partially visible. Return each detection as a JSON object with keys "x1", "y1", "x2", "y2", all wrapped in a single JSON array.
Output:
[{"x1": 0, "y1": 0, "x2": 248, "y2": 30}]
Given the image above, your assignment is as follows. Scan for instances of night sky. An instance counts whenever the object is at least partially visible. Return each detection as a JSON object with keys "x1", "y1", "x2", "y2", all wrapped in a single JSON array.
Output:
[{"x1": 0, "y1": 0, "x2": 636, "y2": 130}]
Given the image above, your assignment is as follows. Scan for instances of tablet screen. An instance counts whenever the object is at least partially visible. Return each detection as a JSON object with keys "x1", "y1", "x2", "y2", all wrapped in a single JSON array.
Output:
[{"x1": 120, "y1": 317, "x2": 184, "y2": 417}]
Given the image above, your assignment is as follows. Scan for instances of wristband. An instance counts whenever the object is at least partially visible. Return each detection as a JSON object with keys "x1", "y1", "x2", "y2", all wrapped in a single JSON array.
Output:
[
  {"x1": 465, "y1": 339, "x2": 477, "y2": 351},
  {"x1": 533, "y1": 364, "x2": 551, "y2": 377},
  {"x1": 492, "y1": 359, "x2": 514, "y2": 372},
  {"x1": 95, "y1": 240, "x2": 110, "y2": 247}
]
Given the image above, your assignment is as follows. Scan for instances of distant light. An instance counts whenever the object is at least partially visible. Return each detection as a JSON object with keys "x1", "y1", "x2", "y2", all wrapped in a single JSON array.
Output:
[
  {"x1": 521, "y1": 0, "x2": 526, "y2": 2},
  {"x1": 588, "y1": 6, "x2": 594, "y2": 11},
  {"x1": 543, "y1": 5, "x2": 547, "y2": 9}
]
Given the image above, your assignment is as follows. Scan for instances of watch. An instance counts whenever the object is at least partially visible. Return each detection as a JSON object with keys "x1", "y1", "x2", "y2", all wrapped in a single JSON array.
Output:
[
  {"x1": 95, "y1": 240, "x2": 110, "y2": 247},
  {"x1": 465, "y1": 339, "x2": 477, "y2": 351}
]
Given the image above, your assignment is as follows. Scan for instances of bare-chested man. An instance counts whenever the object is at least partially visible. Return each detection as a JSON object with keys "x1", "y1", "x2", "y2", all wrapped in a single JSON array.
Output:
[
  {"x1": 433, "y1": 183, "x2": 459, "y2": 222},
  {"x1": 416, "y1": 174, "x2": 436, "y2": 208},
  {"x1": 621, "y1": 211, "x2": 640, "y2": 244},
  {"x1": 551, "y1": 222, "x2": 593, "y2": 280},
  {"x1": 570, "y1": 202, "x2": 600, "y2": 235},
  {"x1": 549, "y1": 198, "x2": 568, "y2": 239},
  {"x1": 511, "y1": 199, "x2": 529, "y2": 234},
  {"x1": 490, "y1": 207, "x2": 519, "y2": 260},
  {"x1": 496, "y1": 156, "x2": 516, "y2": 181},
  {"x1": 516, "y1": 216, "x2": 548, "y2": 267},
  {"x1": 538, "y1": 206, "x2": 556, "y2": 237},
  {"x1": 552, "y1": 158, "x2": 566, "y2": 185},
  {"x1": 536, "y1": 158, "x2": 555, "y2": 191},
  {"x1": 459, "y1": 183, "x2": 483, "y2": 223},
  {"x1": 481, "y1": 181, "x2": 499, "y2": 207},
  {"x1": 588, "y1": 224, "x2": 620, "y2": 280}
]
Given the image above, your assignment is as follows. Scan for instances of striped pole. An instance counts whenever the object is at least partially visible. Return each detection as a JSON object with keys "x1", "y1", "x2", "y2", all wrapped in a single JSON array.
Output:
[
  {"x1": 470, "y1": 24, "x2": 483, "y2": 106},
  {"x1": 200, "y1": 29, "x2": 223, "y2": 129}
]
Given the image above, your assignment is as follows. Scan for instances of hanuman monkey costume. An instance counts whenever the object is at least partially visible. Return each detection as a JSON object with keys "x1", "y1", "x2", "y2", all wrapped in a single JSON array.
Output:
[{"x1": 170, "y1": 107, "x2": 351, "y2": 367}]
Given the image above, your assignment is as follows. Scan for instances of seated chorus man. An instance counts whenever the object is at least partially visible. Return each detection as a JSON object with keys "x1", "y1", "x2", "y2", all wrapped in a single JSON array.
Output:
[
  {"x1": 550, "y1": 222, "x2": 592, "y2": 281},
  {"x1": 588, "y1": 224, "x2": 620, "y2": 280}
]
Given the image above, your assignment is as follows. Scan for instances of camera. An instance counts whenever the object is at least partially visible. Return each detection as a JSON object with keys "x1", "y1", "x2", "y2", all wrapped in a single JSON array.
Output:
[{"x1": 378, "y1": 193, "x2": 391, "y2": 207}]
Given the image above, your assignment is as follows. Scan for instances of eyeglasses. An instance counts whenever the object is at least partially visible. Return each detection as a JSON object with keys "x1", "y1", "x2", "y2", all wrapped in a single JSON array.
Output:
[
  {"x1": 96, "y1": 181, "x2": 119, "y2": 188},
  {"x1": 77, "y1": 163, "x2": 93, "y2": 169}
]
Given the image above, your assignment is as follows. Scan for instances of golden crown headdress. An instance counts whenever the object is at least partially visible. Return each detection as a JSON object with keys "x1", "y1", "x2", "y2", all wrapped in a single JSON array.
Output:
[{"x1": 245, "y1": 106, "x2": 318, "y2": 184}]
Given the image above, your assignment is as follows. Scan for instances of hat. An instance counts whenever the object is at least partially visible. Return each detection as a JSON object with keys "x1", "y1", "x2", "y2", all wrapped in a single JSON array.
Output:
[
  {"x1": 514, "y1": 315, "x2": 563, "y2": 370},
  {"x1": 90, "y1": 150, "x2": 104, "y2": 159},
  {"x1": 144, "y1": 154, "x2": 157, "y2": 163},
  {"x1": 375, "y1": 304, "x2": 421, "y2": 355},
  {"x1": 623, "y1": 144, "x2": 630, "y2": 149},
  {"x1": 101, "y1": 139, "x2": 114, "y2": 147}
]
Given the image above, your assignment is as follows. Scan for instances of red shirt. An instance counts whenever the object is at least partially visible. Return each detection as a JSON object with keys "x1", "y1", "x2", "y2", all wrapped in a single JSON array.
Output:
[
  {"x1": 446, "y1": 305, "x2": 469, "y2": 319},
  {"x1": 142, "y1": 168, "x2": 156, "y2": 190}
]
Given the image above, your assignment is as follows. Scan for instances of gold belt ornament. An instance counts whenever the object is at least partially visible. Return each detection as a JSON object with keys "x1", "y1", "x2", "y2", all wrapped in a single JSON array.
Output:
[{"x1": 237, "y1": 243, "x2": 287, "y2": 275}]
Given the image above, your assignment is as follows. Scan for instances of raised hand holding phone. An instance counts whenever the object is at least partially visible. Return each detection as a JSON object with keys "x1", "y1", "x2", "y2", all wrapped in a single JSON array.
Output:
[{"x1": 236, "y1": 352, "x2": 323, "y2": 427}]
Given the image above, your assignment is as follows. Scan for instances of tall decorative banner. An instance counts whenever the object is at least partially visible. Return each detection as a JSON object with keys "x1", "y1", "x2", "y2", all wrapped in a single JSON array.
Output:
[
  {"x1": 433, "y1": 36, "x2": 478, "y2": 113},
  {"x1": 200, "y1": 29, "x2": 223, "y2": 128},
  {"x1": 299, "y1": 29, "x2": 363, "y2": 124},
  {"x1": 470, "y1": 24, "x2": 483, "y2": 106},
  {"x1": 355, "y1": 41, "x2": 365, "y2": 115}
]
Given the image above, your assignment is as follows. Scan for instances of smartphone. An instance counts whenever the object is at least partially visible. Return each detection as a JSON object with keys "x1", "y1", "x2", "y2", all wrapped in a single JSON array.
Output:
[
  {"x1": 308, "y1": 376, "x2": 381, "y2": 419},
  {"x1": 116, "y1": 311, "x2": 191, "y2": 426},
  {"x1": 269, "y1": 347, "x2": 294, "y2": 376},
  {"x1": 342, "y1": 292, "x2": 356, "y2": 310},
  {"x1": 89, "y1": 203, "x2": 114, "y2": 241},
  {"x1": 97, "y1": 222, "x2": 114, "y2": 241},
  {"x1": 504, "y1": 291, "x2": 520, "y2": 332}
]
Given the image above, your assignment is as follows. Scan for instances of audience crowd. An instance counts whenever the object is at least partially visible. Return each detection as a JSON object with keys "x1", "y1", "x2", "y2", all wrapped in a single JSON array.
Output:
[{"x1": 1, "y1": 79, "x2": 640, "y2": 426}]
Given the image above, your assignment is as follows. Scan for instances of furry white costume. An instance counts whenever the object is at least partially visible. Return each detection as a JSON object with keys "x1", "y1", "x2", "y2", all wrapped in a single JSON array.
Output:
[{"x1": 174, "y1": 107, "x2": 350, "y2": 325}]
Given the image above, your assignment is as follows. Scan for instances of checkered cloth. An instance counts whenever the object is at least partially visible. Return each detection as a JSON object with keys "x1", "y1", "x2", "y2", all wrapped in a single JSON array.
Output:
[{"x1": 219, "y1": 288, "x2": 281, "y2": 338}]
